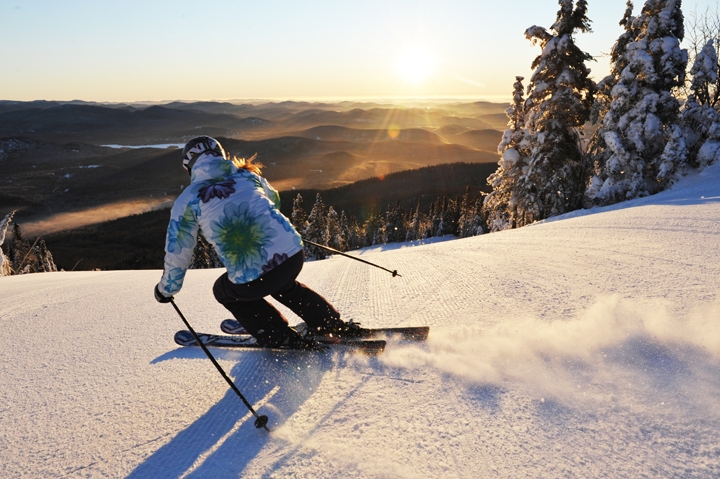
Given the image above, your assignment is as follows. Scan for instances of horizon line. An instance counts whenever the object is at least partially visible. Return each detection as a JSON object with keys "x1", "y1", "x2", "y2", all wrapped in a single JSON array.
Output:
[{"x1": 0, "y1": 94, "x2": 512, "y2": 106}]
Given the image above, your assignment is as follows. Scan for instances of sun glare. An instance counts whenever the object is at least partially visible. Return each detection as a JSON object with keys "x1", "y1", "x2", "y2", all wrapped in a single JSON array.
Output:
[{"x1": 396, "y1": 48, "x2": 434, "y2": 85}]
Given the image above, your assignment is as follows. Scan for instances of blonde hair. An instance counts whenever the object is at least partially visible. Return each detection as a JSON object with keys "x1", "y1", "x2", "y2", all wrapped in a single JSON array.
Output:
[{"x1": 231, "y1": 153, "x2": 263, "y2": 175}]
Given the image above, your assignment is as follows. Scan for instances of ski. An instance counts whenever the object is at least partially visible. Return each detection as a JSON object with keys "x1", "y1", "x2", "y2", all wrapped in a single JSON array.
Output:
[
  {"x1": 174, "y1": 330, "x2": 386, "y2": 355},
  {"x1": 221, "y1": 319, "x2": 429, "y2": 341}
]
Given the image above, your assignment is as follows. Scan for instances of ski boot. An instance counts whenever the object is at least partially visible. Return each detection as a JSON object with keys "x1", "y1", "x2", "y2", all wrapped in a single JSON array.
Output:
[
  {"x1": 313, "y1": 320, "x2": 369, "y2": 339},
  {"x1": 280, "y1": 328, "x2": 328, "y2": 351}
]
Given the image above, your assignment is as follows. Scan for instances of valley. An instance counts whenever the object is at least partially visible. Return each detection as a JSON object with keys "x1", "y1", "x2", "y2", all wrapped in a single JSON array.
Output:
[{"x1": 0, "y1": 99, "x2": 507, "y2": 269}]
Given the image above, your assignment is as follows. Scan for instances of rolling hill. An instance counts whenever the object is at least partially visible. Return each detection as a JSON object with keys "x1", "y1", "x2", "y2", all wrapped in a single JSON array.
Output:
[{"x1": 0, "y1": 99, "x2": 507, "y2": 238}]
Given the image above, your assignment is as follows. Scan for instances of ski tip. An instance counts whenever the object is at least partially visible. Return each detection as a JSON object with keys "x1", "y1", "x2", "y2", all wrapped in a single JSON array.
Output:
[
  {"x1": 220, "y1": 319, "x2": 248, "y2": 335},
  {"x1": 174, "y1": 330, "x2": 196, "y2": 346}
]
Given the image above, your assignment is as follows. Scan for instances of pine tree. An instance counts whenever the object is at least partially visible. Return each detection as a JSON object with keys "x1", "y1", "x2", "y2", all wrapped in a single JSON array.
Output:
[
  {"x1": 305, "y1": 193, "x2": 329, "y2": 259},
  {"x1": 587, "y1": 2, "x2": 642, "y2": 207},
  {"x1": 326, "y1": 206, "x2": 345, "y2": 251},
  {"x1": 697, "y1": 121, "x2": 720, "y2": 167},
  {"x1": 8, "y1": 223, "x2": 30, "y2": 273},
  {"x1": 438, "y1": 197, "x2": 460, "y2": 236},
  {"x1": 690, "y1": 39, "x2": 719, "y2": 106},
  {"x1": 428, "y1": 197, "x2": 445, "y2": 237},
  {"x1": 4, "y1": 222, "x2": 57, "y2": 274},
  {"x1": 363, "y1": 207, "x2": 384, "y2": 246},
  {"x1": 483, "y1": 76, "x2": 536, "y2": 230},
  {"x1": 523, "y1": 0, "x2": 595, "y2": 220},
  {"x1": 590, "y1": 1, "x2": 640, "y2": 126},
  {"x1": 343, "y1": 213, "x2": 364, "y2": 251},
  {"x1": 459, "y1": 187, "x2": 486, "y2": 238},
  {"x1": 36, "y1": 240, "x2": 58, "y2": 273},
  {"x1": 683, "y1": 4, "x2": 720, "y2": 108},
  {"x1": 291, "y1": 193, "x2": 308, "y2": 236},
  {"x1": 681, "y1": 39, "x2": 720, "y2": 166},
  {"x1": 406, "y1": 200, "x2": 424, "y2": 242},
  {"x1": 458, "y1": 188, "x2": 472, "y2": 237},
  {"x1": 470, "y1": 197, "x2": 488, "y2": 237},
  {"x1": 373, "y1": 224, "x2": 385, "y2": 246},
  {"x1": 0, "y1": 211, "x2": 15, "y2": 276},
  {"x1": 586, "y1": 0, "x2": 688, "y2": 205},
  {"x1": 384, "y1": 201, "x2": 407, "y2": 243},
  {"x1": 337, "y1": 210, "x2": 353, "y2": 251}
]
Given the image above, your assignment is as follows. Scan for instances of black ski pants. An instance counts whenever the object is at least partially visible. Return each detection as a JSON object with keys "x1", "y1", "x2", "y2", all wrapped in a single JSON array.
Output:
[{"x1": 213, "y1": 250, "x2": 342, "y2": 346}]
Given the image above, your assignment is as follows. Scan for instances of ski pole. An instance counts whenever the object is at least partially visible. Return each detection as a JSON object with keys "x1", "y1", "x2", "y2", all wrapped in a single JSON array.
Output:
[
  {"x1": 302, "y1": 239, "x2": 401, "y2": 277},
  {"x1": 169, "y1": 299, "x2": 270, "y2": 432}
]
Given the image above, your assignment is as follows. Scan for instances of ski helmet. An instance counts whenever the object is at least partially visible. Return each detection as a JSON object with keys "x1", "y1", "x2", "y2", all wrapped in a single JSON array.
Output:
[{"x1": 181, "y1": 136, "x2": 226, "y2": 174}]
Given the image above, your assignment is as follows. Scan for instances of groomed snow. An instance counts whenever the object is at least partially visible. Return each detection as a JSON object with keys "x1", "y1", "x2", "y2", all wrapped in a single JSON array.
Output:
[{"x1": 2, "y1": 164, "x2": 720, "y2": 478}]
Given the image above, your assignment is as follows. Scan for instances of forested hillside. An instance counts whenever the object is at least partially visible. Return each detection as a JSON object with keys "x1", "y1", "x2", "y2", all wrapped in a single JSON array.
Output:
[{"x1": 42, "y1": 162, "x2": 496, "y2": 271}]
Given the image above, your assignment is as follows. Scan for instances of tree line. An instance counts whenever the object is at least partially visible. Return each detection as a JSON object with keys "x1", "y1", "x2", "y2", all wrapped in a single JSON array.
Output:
[
  {"x1": 286, "y1": 190, "x2": 487, "y2": 260},
  {"x1": 483, "y1": 0, "x2": 720, "y2": 231}
]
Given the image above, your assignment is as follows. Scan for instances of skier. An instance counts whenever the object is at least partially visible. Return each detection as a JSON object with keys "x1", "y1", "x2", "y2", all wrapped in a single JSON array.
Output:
[{"x1": 154, "y1": 136, "x2": 358, "y2": 349}]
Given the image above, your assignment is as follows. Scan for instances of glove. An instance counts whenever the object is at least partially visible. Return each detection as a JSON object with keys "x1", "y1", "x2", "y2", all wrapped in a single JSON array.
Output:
[{"x1": 154, "y1": 284, "x2": 173, "y2": 303}]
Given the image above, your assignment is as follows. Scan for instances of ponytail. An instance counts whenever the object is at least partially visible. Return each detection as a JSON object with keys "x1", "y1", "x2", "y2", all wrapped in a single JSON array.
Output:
[{"x1": 231, "y1": 153, "x2": 263, "y2": 175}]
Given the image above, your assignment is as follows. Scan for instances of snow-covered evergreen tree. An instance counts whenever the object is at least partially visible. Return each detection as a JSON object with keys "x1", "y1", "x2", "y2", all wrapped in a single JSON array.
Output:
[
  {"x1": 7, "y1": 223, "x2": 29, "y2": 273},
  {"x1": 406, "y1": 200, "x2": 425, "y2": 242},
  {"x1": 587, "y1": 2, "x2": 641, "y2": 208},
  {"x1": 459, "y1": 189, "x2": 487, "y2": 237},
  {"x1": 522, "y1": 0, "x2": 595, "y2": 220},
  {"x1": 0, "y1": 211, "x2": 16, "y2": 276},
  {"x1": 483, "y1": 76, "x2": 536, "y2": 230},
  {"x1": 457, "y1": 188, "x2": 473, "y2": 237},
  {"x1": 343, "y1": 213, "x2": 364, "y2": 251},
  {"x1": 586, "y1": 0, "x2": 688, "y2": 205},
  {"x1": 696, "y1": 121, "x2": 720, "y2": 167},
  {"x1": 690, "y1": 39, "x2": 719, "y2": 106},
  {"x1": 683, "y1": 5, "x2": 720, "y2": 108},
  {"x1": 469, "y1": 197, "x2": 488, "y2": 237},
  {"x1": 427, "y1": 198, "x2": 443, "y2": 238},
  {"x1": 363, "y1": 207, "x2": 384, "y2": 246},
  {"x1": 305, "y1": 193, "x2": 329, "y2": 259},
  {"x1": 681, "y1": 39, "x2": 720, "y2": 166},
  {"x1": 438, "y1": 197, "x2": 460, "y2": 236},
  {"x1": 291, "y1": 193, "x2": 308, "y2": 236},
  {"x1": 384, "y1": 201, "x2": 406, "y2": 243},
  {"x1": 326, "y1": 206, "x2": 345, "y2": 251},
  {"x1": 4, "y1": 221, "x2": 57, "y2": 274},
  {"x1": 35, "y1": 240, "x2": 58, "y2": 273},
  {"x1": 590, "y1": 1, "x2": 640, "y2": 126}
]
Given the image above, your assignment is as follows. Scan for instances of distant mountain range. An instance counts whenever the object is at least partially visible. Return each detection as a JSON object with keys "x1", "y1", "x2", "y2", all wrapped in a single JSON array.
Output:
[
  {"x1": 0, "y1": 99, "x2": 508, "y2": 143},
  {"x1": 0, "y1": 99, "x2": 507, "y2": 249}
]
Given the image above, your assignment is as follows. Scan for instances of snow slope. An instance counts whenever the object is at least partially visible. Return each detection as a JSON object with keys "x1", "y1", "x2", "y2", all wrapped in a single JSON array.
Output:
[{"x1": 3, "y1": 165, "x2": 720, "y2": 478}]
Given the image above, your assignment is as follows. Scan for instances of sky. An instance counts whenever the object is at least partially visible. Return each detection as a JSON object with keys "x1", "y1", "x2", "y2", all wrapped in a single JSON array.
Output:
[{"x1": 1, "y1": 0, "x2": 718, "y2": 103}]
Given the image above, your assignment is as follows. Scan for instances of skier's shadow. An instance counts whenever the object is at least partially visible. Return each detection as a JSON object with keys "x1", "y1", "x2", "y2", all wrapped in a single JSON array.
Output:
[{"x1": 127, "y1": 347, "x2": 334, "y2": 478}]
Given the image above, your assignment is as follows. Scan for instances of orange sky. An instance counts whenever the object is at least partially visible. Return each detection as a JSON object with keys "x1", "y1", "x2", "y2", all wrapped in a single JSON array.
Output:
[{"x1": 1, "y1": 0, "x2": 714, "y2": 103}]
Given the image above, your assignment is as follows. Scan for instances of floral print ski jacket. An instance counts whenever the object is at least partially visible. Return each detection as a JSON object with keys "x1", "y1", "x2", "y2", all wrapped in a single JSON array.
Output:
[{"x1": 158, "y1": 154, "x2": 303, "y2": 296}]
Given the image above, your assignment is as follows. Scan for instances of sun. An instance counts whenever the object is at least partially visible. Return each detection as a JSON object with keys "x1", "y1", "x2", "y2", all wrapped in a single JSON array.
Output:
[{"x1": 395, "y1": 48, "x2": 434, "y2": 85}]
